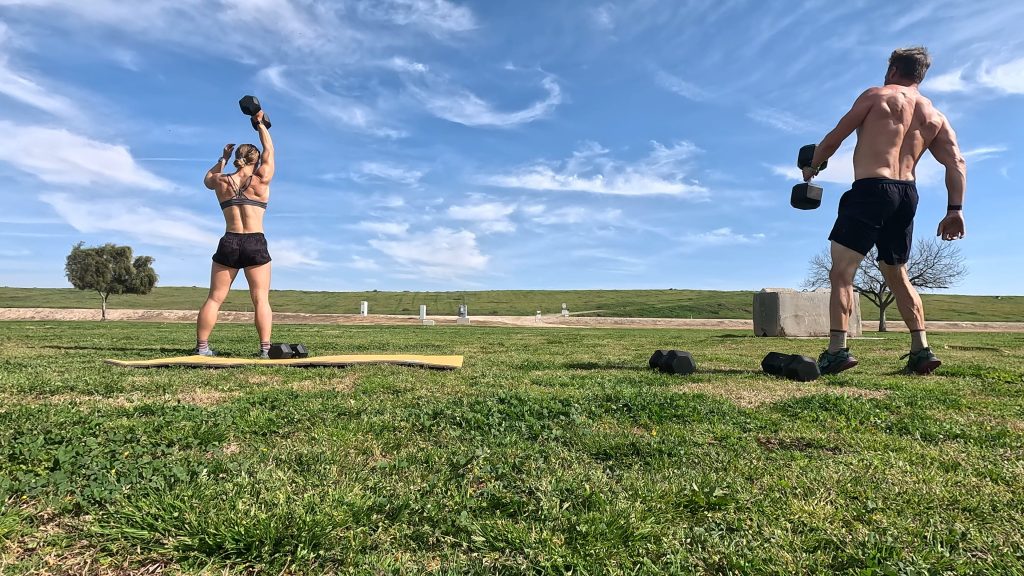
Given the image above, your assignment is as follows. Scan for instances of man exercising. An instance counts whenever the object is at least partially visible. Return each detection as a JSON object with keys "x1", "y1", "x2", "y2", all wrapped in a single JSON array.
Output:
[{"x1": 803, "y1": 47, "x2": 967, "y2": 375}]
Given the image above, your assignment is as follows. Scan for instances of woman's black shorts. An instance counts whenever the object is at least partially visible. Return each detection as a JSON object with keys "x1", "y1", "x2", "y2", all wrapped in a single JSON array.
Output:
[{"x1": 212, "y1": 232, "x2": 272, "y2": 269}]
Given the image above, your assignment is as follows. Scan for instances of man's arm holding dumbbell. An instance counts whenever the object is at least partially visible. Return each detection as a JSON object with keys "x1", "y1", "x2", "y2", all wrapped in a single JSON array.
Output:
[{"x1": 803, "y1": 89, "x2": 878, "y2": 181}]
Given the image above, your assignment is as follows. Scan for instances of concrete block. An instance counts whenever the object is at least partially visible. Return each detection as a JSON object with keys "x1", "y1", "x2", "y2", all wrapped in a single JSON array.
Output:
[
  {"x1": 456, "y1": 317, "x2": 471, "y2": 325},
  {"x1": 421, "y1": 319, "x2": 435, "y2": 326},
  {"x1": 753, "y1": 288, "x2": 862, "y2": 337}
]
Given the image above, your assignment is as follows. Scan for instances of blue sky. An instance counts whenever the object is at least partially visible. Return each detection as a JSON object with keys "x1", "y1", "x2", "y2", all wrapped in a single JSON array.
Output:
[{"x1": 0, "y1": 0, "x2": 1021, "y2": 295}]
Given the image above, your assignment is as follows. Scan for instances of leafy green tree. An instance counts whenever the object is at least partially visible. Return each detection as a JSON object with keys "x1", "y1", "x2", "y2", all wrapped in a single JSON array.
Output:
[{"x1": 65, "y1": 242, "x2": 158, "y2": 320}]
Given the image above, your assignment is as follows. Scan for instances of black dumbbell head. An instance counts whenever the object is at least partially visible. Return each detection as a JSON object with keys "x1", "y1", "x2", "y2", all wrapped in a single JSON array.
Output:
[
  {"x1": 659, "y1": 350, "x2": 682, "y2": 373},
  {"x1": 783, "y1": 355, "x2": 821, "y2": 382},
  {"x1": 791, "y1": 183, "x2": 823, "y2": 210},
  {"x1": 669, "y1": 351, "x2": 696, "y2": 375},
  {"x1": 239, "y1": 95, "x2": 262, "y2": 116},
  {"x1": 290, "y1": 344, "x2": 309, "y2": 358},
  {"x1": 797, "y1": 144, "x2": 827, "y2": 171},
  {"x1": 649, "y1": 350, "x2": 668, "y2": 369},
  {"x1": 268, "y1": 343, "x2": 294, "y2": 359},
  {"x1": 761, "y1": 352, "x2": 792, "y2": 376}
]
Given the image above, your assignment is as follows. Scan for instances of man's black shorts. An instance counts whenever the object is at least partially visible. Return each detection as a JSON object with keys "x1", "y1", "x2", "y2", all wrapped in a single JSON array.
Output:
[
  {"x1": 212, "y1": 232, "x2": 272, "y2": 269},
  {"x1": 828, "y1": 178, "x2": 918, "y2": 265}
]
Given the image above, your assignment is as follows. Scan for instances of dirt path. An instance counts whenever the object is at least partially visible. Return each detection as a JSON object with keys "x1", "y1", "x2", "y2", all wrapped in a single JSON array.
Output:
[{"x1": 2, "y1": 308, "x2": 1023, "y2": 332}]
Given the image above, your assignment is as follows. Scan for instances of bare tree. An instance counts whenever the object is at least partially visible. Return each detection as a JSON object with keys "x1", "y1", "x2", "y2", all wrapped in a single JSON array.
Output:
[{"x1": 803, "y1": 239, "x2": 967, "y2": 331}]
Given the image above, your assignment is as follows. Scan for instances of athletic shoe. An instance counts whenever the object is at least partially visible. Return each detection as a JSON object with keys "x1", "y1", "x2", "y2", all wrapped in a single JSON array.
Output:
[
  {"x1": 257, "y1": 349, "x2": 270, "y2": 360},
  {"x1": 901, "y1": 347, "x2": 942, "y2": 375},
  {"x1": 192, "y1": 347, "x2": 216, "y2": 357},
  {"x1": 817, "y1": 347, "x2": 858, "y2": 375}
]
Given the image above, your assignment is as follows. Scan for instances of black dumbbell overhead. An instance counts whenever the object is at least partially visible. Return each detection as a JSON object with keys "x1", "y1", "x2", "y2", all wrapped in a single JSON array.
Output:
[
  {"x1": 791, "y1": 144, "x2": 827, "y2": 210},
  {"x1": 239, "y1": 95, "x2": 271, "y2": 130}
]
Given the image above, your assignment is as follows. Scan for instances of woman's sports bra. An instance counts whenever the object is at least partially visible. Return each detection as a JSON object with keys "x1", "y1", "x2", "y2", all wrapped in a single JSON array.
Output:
[{"x1": 219, "y1": 175, "x2": 267, "y2": 210}]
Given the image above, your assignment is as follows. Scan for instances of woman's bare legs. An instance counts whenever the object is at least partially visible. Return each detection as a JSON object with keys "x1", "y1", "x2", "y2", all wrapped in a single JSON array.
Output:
[
  {"x1": 243, "y1": 262, "x2": 272, "y2": 352},
  {"x1": 196, "y1": 262, "x2": 238, "y2": 352}
]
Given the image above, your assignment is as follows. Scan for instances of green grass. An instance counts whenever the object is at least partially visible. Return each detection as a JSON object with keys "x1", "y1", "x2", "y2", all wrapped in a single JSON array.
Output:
[
  {"x1": 1, "y1": 321, "x2": 1023, "y2": 574},
  {"x1": 2, "y1": 286, "x2": 1023, "y2": 321}
]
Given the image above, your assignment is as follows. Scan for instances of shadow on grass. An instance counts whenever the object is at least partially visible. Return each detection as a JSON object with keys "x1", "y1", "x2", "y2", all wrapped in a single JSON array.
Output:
[
  {"x1": 563, "y1": 362, "x2": 759, "y2": 377},
  {"x1": 41, "y1": 345, "x2": 236, "y2": 357}
]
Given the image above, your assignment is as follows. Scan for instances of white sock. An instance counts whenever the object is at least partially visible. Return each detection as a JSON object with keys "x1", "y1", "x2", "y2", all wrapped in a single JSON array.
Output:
[
  {"x1": 829, "y1": 330, "x2": 847, "y2": 353},
  {"x1": 911, "y1": 330, "x2": 928, "y2": 352}
]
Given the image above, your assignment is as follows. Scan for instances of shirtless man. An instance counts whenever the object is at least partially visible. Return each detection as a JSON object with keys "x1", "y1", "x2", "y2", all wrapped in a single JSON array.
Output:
[{"x1": 803, "y1": 47, "x2": 967, "y2": 375}]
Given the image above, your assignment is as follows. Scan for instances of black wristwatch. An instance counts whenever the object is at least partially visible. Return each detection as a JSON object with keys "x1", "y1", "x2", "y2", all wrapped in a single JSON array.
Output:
[{"x1": 947, "y1": 204, "x2": 963, "y2": 211}]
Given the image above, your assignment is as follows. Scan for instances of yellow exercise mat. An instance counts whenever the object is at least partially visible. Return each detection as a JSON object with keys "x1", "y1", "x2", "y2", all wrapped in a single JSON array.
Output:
[{"x1": 105, "y1": 354, "x2": 463, "y2": 370}]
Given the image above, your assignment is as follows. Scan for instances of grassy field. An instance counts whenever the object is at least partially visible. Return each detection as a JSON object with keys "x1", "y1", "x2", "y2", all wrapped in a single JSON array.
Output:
[
  {"x1": 1, "y1": 286, "x2": 1022, "y2": 322},
  {"x1": 1, "y1": 321, "x2": 1023, "y2": 574}
]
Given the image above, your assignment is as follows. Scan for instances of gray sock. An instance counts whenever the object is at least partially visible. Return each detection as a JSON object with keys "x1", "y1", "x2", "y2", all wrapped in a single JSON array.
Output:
[
  {"x1": 829, "y1": 330, "x2": 847, "y2": 353},
  {"x1": 911, "y1": 330, "x2": 928, "y2": 352}
]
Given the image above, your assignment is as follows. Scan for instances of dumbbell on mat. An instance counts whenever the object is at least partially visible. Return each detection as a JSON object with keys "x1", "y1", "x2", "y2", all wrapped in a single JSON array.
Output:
[
  {"x1": 650, "y1": 349, "x2": 696, "y2": 375},
  {"x1": 268, "y1": 343, "x2": 309, "y2": 359},
  {"x1": 761, "y1": 352, "x2": 820, "y2": 382},
  {"x1": 239, "y1": 95, "x2": 272, "y2": 130}
]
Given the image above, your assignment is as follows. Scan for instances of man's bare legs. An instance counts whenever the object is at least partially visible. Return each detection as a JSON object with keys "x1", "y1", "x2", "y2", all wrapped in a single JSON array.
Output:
[
  {"x1": 828, "y1": 241, "x2": 865, "y2": 351},
  {"x1": 878, "y1": 261, "x2": 940, "y2": 373},
  {"x1": 243, "y1": 262, "x2": 272, "y2": 355},
  {"x1": 196, "y1": 263, "x2": 238, "y2": 353}
]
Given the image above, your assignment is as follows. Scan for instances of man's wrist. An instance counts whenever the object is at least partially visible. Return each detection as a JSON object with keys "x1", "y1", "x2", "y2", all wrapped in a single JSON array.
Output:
[{"x1": 947, "y1": 204, "x2": 963, "y2": 212}]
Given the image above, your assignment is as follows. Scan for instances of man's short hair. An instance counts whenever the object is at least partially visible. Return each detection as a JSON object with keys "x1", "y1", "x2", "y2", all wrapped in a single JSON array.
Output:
[{"x1": 889, "y1": 47, "x2": 931, "y2": 84}]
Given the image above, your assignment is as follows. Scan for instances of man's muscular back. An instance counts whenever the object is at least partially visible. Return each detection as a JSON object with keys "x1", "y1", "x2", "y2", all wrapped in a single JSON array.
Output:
[{"x1": 853, "y1": 86, "x2": 946, "y2": 181}]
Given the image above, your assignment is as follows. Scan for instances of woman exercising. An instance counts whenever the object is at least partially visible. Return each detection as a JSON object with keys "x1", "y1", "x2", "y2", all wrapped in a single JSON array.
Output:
[{"x1": 194, "y1": 109, "x2": 275, "y2": 358}]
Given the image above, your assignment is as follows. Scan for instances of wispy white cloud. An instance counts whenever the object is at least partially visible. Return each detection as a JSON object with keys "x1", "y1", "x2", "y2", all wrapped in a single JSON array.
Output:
[
  {"x1": 347, "y1": 255, "x2": 381, "y2": 270},
  {"x1": 481, "y1": 140, "x2": 708, "y2": 198},
  {"x1": 0, "y1": 55, "x2": 78, "y2": 119},
  {"x1": 589, "y1": 3, "x2": 616, "y2": 30},
  {"x1": 268, "y1": 238, "x2": 326, "y2": 269},
  {"x1": 747, "y1": 107, "x2": 814, "y2": 134},
  {"x1": 369, "y1": 227, "x2": 487, "y2": 278},
  {"x1": 655, "y1": 70, "x2": 709, "y2": 101},
  {"x1": 0, "y1": 121, "x2": 174, "y2": 189},
  {"x1": 978, "y1": 57, "x2": 1024, "y2": 94},
  {"x1": 679, "y1": 228, "x2": 765, "y2": 251},
  {"x1": 40, "y1": 193, "x2": 218, "y2": 248},
  {"x1": 357, "y1": 0, "x2": 477, "y2": 35},
  {"x1": 352, "y1": 161, "x2": 424, "y2": 185},
  {"x1": 532, "y1": 206, "x2": 623, "y2": 226},
  {"x1": 355, "y1": 221, "x2": 410, "y2": 236},
  {"x1": 447, "y1": 201, "x2": 518, "y2": 234},
  {"x1": 409, "y1": 73, "x2": 563, "y2": 128},
  {"x1": 258, "y1": 66, "x2": 405, "y2": 138},
  {"x1": 927, "y1": 68, "x2": 969, "y2": 93},
  {"x1": 963, "y1": 146, "x2": 1008, "y2": 161}
]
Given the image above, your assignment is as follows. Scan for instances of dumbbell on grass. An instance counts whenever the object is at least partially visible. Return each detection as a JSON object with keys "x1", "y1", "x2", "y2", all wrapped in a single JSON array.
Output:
[
  {"x1": 289, "y1": 344, "x2": 309, "y2": 358},
  {"x1": 658, "y1": 350, "x2": 697, "y2": 375},
  {"x1": 783, "y1": 355, "x2": 820, "y2": 382},
  {"x1": 649, "y1": 350, "x2": 668, "y2": 369},
  {"x1": 761, "y1": 352, "x2": 791, "y2": 376},
  {"x1": 239, "y1": 95, "x2": 272, "y2": 130},
  {"x1": 761, "y1": 352, "x2": 820, "y2": 382}
]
